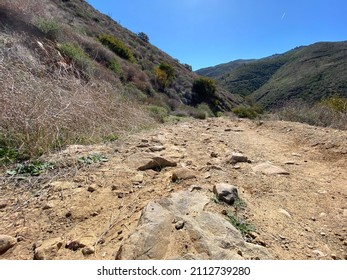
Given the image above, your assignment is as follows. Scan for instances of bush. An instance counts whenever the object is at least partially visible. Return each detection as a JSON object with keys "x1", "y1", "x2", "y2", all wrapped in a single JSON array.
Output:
[
  {"x1": 137, "y1": 32, "x2": 149, "y2": 43},
  {"x1": 36, "y1": 18, "x2": 60, "y2": 40},
  {"x1": 155, "y1": 62, "x2": 175, "y2": 90},
  {"x1": 148, "y1": 105, "x2": 168, "y2": 123},
  {"x1": 58, "y1": 42, "x2": 94, "y2": 73},
  {"x1": 107, "y1": 58, "x2": 121, "y2": 75},
  {"x1": 99, "y1": 34, "x2": 135, "y2": 62},
  {"x1": 232, "y1": 105, "x2": 263, "y2": 119},
  {"x1": 192, "y1": 77, "x2": 217, "y2": 104}
]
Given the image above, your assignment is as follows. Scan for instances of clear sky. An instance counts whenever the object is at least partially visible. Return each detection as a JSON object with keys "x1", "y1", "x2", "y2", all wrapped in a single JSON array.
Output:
[{"x1": 86, "y1": 0, "x2": 347, "y2": 70}]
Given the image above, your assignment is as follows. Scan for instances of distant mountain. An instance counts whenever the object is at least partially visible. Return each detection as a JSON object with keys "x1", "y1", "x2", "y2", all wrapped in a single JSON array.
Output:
[
  {"x1": 196, "y1": 59, "x2": 255, "y2": 78},
  {"x1": 197, "y1": 42, "x2": 347, "y2": 109}
]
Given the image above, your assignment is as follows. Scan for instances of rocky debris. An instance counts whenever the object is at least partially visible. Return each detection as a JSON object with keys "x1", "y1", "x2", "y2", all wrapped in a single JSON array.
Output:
[
  {"x1": 253, "y1": 162, "x2": 290, "y2": 175},
  {"x1": 87, "y1": 185, "x2": 96, "y2": 193},
  {"x1": 312, "y1": 249, "x2": 326, "y2": 257},
  {"x1": 132, "y1": 173, "x2": 144, "y2": 184},
  {"x1": 42, "y1": 202, "x2": 55, "y2": 210},
  {"x1": 174, "y1": 221, "x2": 185, "y2": 230},
  {"x1": 34, "y1": 237, "x2": 64, "y2": 260},
  {"x1": 278, "y1": 208, "x2": 292, "y2": 218},
  {"x1": 149, "y1": 146, "x2": 165, "y2": 152},
  {"x1": 0, "y1": 235, "x2": 17, "y2": 254},
  {"x1": 213, "y1": 183, "x2": 239, "y2": 205},
  {"x1": 66, "y1": 235, "x2": 95, "y2": 255},
  {"x1": 210, "y1": 152, "x2": 218, "y2": 158},
  {"x1": 116, "y1": 191, "x2": 271, "y2": 260},
  {"x1": 171, "y1": 168, "x2": 196, "y2": 182},
  {"x1": 50, "y1": 181, "x2": 75, "y2": 191},
  {"x1": 228, "y1": 153, "x2": 251, "y2": 164},
  {"x1": 0, "y1": 200, "x2": 7, "y2": 209}
]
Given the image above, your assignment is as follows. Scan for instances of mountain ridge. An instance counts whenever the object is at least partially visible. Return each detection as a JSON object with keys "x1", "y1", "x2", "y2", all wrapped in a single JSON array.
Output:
[{"x1": 196, "y1": 41, "x2": 347, "y2": 108}]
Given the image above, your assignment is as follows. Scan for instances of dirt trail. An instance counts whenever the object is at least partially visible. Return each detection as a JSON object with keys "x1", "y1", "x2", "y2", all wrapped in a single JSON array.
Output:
[{"x1": 1, "y1": 117, "x2": 346, "y2": 260}]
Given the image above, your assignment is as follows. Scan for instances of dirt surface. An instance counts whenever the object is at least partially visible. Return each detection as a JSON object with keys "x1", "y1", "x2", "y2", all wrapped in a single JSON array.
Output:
[{"x1": 1, "y1": 117, "x2": 346, "y2": 260}]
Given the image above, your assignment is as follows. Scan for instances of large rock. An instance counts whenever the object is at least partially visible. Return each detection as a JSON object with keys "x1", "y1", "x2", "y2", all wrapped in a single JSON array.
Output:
[
  {"x1": 228, "y1": 153, "x2": 250, "y2": 164},
  {"x1": 126, "y1": 153, "x2": 177, "y2": 171},
  {"x1": 171, "y1": 168, "x2": 196, "y2": 182},
  {"x1": 34, "y1": 237, "x2": 64, "y2": 260},
  {"x1": 213, "y1": 183, "x2": 239, "y2": 205},
  {"x1": 0, "y1": 235, "x2": 17, "y2": 254},
  {"x1": 116, "y1": 191, "x2": 271, "y2": 260},
  {"x1": 253, "y1": 162, "x2": 290, "y2": 175}
]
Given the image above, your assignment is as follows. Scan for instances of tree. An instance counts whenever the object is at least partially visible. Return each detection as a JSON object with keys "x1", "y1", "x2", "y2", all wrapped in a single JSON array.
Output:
[
  {"x1": 137, "y1": 32, "x2": 149, "y2": 43},
  {"x1": 155, "y1": 62, "x2": 175, "y2": 90}
]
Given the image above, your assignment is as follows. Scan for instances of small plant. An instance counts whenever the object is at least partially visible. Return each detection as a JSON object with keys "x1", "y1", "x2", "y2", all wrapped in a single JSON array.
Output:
[
  {"x1": 102, "y1": 133, "x2": 119, "y2": 142},
  {"x1": 58, "y1": 42, "x2": 94, "y2": 73},
  {"x1": 226, "y1": 212, "x2": 255, "y2": 236},
  {"x1": 78, "y1": 154, "x2": 108, "y2": 165},
  {"x1": 107, "y1": 58, "x2": 121, "y2": 75},
  {"x1": 36, "y1": 18, "x2": 60, "y2": 40},
  {"x1": 148, "y1": 105, "x2": 168, "y2": 123},
  {"x1": 6, "y1": 161, "x2": 54, "y2": 176},
  {"x1": 99, "y1": 34, "x2": 135, "y2": 62}
]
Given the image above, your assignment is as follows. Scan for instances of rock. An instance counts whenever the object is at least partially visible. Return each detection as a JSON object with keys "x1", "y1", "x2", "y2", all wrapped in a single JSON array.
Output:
[
  {"x1": 278, "y1": 208, "x2": 292, "y2": 218},
  {"x1": 116, "y1": 191, "x2": 271, "y2": 260},
  {"x1": 0, "y1": 201, "x2": 7, "y2": 209},
  {"x1": 66, "y1": 235, "x2": 95, "y2": 252},
  {"x1": 82, "y1": 246, "x2": 95, "y2": 256},
  {"x1": 87, "y1": 186, "x2": 96, "y2": 193},
  {"x1": 175, "y1": 221, "x2": 185, "y2": 230},
  {"x1": 132, "y1": 173, "x2": 144, "y2": 184},
  {"x1": 0, "y1": 235, "x2": 17, "y2": 254},
  {"x1": 312, "y1": 249, "x2": 326, "y2": 257},
  {"x1": 210, "y1": 152, "x2": 218, "y2": 158},
  {"x1": 138, "y1": 156, "x2": 177, "y2": 171},
  {"x1": 213, "y1": 183, "x2": 238, "y2": 205},
  {"x1": 50, "y1": 181, "x2": 75, "y2": 191},
  {"x1": 228, "y1": 153, "x2": 250, "y2": 164},
  {"x1": 343, "y1": 209, "x2": 347, "y2": 217},
  {"x1": 149, "y1": 146, "x2": 165, "y2": 152},
  {"x1": 253, "y1": 162, "x2": 290, "y2": 175},
  {"x1": 34, "y1": 238, "x2": 64, "y2": 260},
  {"x1": 189, "y1": 185, "x2": 202, "y2": 192},
  {"x1": 172, "y1": 168, "x2": 196, "y2": 182},
  {"x1": 42, "y1": 202, "x2": 55, "y2": 210}
]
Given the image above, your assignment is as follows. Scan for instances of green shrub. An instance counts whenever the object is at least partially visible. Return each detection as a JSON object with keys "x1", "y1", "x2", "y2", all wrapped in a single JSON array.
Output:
[
  {"x1": 226, "y1": 212, "x2": 255, "y2": 236},
  {"x1": 155, "y1": 62, "x2": 175, "y2": 90},
  {"x1": 107, "y1": 58, "x2": 121, "y2": 75},
  {"x1": 6, "y1": 161, "x2": 54, "y2": 176},
  {"x1": 192, "y1": 77, "x2": 217, "y2": 101},
  {"x1": 58, "y1": 42, "x2": 94, "y2": 73},
  {"x1": 36, "y1": 18, "x2": 60, "y2": 40},
  {"x1": 232, "y1": 105, "x2": 263, "y2": 119},
  {"x1": 99, "y1": 34, "x2": 135, "y2": 62},
  {"x1": 197, "y1": 103, "x2": 214, "y2": 118},
  {"x1": 148, "y1": 105, "x2": 168, "y2": 123},
  {"x1": 137, "y1": 32, "x2": 149, "y2": 43}
]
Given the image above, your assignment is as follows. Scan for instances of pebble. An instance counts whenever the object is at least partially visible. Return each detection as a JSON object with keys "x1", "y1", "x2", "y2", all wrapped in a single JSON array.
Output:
[
  {"x1": 175, "y1": 221, "x2": 185, "y2": 230},
  {"x1": 278, "y1": 208, "x2": 292, "y2": 218},
  {"x1": 87, "y1": 186, "x2": 96, "y2": 193}
]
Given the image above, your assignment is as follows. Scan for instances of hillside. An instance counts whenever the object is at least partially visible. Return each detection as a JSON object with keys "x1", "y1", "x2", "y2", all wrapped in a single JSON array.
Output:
[
  {"x1": 0, "y1": 0, "x2": 240, "y2": 162},
  {"x1": 195, "y1": 59, "x2": 254, "y2": 78},
  {"x1": 197, "y1": 42, "x2": 347, "y2": 109}
]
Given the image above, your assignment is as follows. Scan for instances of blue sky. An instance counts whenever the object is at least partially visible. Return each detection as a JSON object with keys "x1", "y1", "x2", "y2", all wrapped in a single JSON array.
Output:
[{"x1": 87, "y1": 0, "x2": 347, "y2": 70}]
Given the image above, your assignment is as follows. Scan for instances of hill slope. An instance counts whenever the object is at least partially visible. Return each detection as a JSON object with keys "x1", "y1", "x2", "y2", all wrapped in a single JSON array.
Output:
[
  {"x1": 197, "y1": 42, "x2": 347, "y2": 108},
  {"x1": 0, "y1": 0, "x2": 240, "y2": 161}
]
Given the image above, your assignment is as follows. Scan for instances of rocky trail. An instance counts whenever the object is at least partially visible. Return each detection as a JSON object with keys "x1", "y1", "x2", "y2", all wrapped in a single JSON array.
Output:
[{"x1": 0, "y1": 117, "x2": 346, "y2": 260}]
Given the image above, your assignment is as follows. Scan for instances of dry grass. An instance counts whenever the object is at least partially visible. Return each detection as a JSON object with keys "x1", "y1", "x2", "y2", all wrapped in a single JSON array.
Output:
[
  {"x1": 0, "y1": 32, "x2": 154, "y2": 162},
  {"x1": 275, "y1": 100, "x2": 347, "y2": 130}
]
